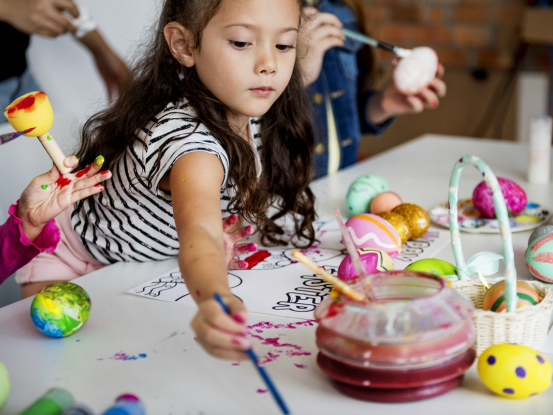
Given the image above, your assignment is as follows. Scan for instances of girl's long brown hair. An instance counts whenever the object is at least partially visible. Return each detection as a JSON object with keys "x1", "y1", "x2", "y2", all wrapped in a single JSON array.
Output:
[{"x1": 76, "y1": 0, "x2": 316, "y2": 248}]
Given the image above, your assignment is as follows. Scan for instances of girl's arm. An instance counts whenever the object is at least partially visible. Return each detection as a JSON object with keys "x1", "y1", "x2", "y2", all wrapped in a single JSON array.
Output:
[{"x1": 168, "y1": 152, "x2": 251, "y2": 360}]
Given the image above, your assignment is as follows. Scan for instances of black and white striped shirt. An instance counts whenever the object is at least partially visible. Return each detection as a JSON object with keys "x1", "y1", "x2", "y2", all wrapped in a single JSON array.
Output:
[{"x1": 71, "y1": 99, "x2": 261, "y2": 264}]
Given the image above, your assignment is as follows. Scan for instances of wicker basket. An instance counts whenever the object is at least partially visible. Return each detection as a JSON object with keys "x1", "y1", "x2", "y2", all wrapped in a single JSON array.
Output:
[{"x1": 447, "y1": 155, "x2": 553, "y2": 355}]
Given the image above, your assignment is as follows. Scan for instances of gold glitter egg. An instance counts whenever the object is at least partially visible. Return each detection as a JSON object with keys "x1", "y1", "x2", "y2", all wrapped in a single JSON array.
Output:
[
  {"x1": 376, "y1": 211, "x2": 411, "y2": 245},
  {"x1": 392, "y1": 203, "x2": 430, "y2": 240}
]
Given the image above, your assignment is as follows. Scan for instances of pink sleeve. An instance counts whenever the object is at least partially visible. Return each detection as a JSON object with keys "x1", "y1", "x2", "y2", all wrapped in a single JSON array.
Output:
[{"x1": 0, "y1": 202, "x2": 60, "y2": 285}]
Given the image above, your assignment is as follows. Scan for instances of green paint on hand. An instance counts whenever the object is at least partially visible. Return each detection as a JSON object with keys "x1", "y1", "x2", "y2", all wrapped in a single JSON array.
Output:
[
  {"x1": 41, "y1": 184, "x2": 48, "y2": 189},
  {"x1": 95, "y1": 155, "x2": 105, "y2": 166}
]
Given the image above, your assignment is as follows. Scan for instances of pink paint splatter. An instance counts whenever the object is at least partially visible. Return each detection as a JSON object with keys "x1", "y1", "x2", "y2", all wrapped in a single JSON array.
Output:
[
  {"x1": 109, "y1": 352, "x2": 147, "y2": 361},
  {"x1": 294, "y1": 364, "x2": 307, "y2": 369},
  {"x1": 195, "y1": 290, "x2": 201, "y2": 297},
  {"x1": 232, "y1": 362, "x2": 240, "y2": 366},
  {"x1": 257, "y1": 389, "x2": 268, "y2": 394}
]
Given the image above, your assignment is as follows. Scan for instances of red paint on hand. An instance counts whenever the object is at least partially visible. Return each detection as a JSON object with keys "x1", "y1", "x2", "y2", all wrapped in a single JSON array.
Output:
[
  {"x1": 243, "y1": 250, "x2": 270, "y2": 269},
  {"x1": 195, "y1": 289, "x2": 201, "y2": 297},
  {"x1": 76, "y1": 164, "x2": 93, "y2": 178},
  {"x1": 100, "y1": 170, "x2": 109, "y2": 175},
  {"x1": 56, "y1": 175, "x2": 72, "y2": 188}
]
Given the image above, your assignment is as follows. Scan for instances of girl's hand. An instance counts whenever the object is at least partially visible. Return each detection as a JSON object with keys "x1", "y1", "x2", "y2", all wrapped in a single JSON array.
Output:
[
  {"x1": 15, "y1": 155, "x2": 112, "y2": 242},
  {"x1": 222, "y1": 215, "x2": 257, "y2": 270},
  {"x1": 2, "y1": 0, "x2": 78, "y2": 37},
  {"x1": 368, "y1": 63, "x2": 447, "y2": 124},
  {"x1": 298, "y1": 8, "x2": 345, "y2": 86},
  {"x1": 191, "y1": 294, "x2": 251, "y2": 360}
]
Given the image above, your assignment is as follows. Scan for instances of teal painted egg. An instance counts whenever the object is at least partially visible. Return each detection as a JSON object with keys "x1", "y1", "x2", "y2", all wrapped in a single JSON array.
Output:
[
  {"x1": 525, "y1": 234, "x2": 553, "y2": 283},
  {"x1": 0, "y1": 361, "x2": 9, "y2": 410},
  {"x1": 346, "y1": 174, "x2": 389, "y2": 215},
  {"x1": 405, "y1": 258, "x2": 457, "y2": 278},
  {"x1": 30, "y1": 282, "x2": 91, "y2": 338}
]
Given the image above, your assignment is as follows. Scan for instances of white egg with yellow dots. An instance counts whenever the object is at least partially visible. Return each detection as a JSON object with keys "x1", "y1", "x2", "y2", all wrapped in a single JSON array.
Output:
[{"x1": 477, "y1": 343, "x2": 552, "y2": 399}]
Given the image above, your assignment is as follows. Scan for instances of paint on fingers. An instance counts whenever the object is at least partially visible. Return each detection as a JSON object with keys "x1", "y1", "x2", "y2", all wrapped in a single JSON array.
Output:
[
  {"x1": 76, "y1": 164, "x2": 93, "y2": 178},
  {"x1": 41, "y1": 184, "x2": 48, "y2": 189},
  {"x1": 182, "y1": 175, "x2": 188, "y2": 183},
  {"x1": 56, "y1": 175, "x2": 72, "y2": 188},
  {"x1": 95, "y1": 155, "x2": 105, "y2": 166}
]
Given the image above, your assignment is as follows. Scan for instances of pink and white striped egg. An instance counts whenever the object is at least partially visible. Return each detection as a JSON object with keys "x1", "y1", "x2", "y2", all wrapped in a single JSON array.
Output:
[
  {"x1": 345, "y1": 214, "x2": 402, "y2": 259},
  {"x1": 526, "y1": 234, "x2": 553, "y2": 283}
]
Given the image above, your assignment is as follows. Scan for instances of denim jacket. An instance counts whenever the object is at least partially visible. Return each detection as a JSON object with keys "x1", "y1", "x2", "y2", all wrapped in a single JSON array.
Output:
[{"x1": 308, "y1": 0, "x2": 393, "y2": 178}]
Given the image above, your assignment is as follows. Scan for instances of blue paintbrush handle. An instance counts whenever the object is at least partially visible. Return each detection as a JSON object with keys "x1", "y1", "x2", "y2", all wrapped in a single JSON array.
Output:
[{"x1": 214, "y1": 293, "x2": 290, "y2": 414}]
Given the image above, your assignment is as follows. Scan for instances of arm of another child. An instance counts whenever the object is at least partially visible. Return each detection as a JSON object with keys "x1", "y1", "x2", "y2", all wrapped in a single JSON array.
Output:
[{"x1": 169, "y1": 152, "x2": 251, "y2": 360}]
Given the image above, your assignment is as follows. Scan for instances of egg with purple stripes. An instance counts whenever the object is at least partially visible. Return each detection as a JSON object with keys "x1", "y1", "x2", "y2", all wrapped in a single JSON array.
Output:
[
  {"x1": 481, "y1": 281, "x2": 540, "y2": 312},
  {"x1": 478, "y1": 343, "x2": 552, "y2": 399},
  {"x1": 525, "y1": 233, "x2": 553, "y2": 283},
  {"x1": 345, "y1": 214, "x2": 402, "y2": 259},
  {"x1": 337, "y1": 248, "x2": 395, "y2": 281}
]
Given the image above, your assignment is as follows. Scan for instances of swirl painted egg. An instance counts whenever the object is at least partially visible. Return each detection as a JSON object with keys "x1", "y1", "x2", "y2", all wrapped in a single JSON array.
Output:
[
  {"x1": 369, "y1": 191, "x2": 404, "y2": 214},
  {"x1": 0, "y1": 361, "x2": 9, "y2": 411},
  {"x1": 472, "y1": 177, "x2": 527, "y2": 218},
  {"x1": 481, "y1": 281, "x2": 540, "y2": 312},
  {"x1": 376, "y1": 211, "x2": 411, "y2": 244},
  {"x1": 345, "y1": 214, "x2": 402, "y2": 258},
  {"x1": 526, "y1": 233, "x2": 553, "y2": 283},
  {"x1": 478, "y1": 344, "x2": 552, "y2": 399},
  {"x1": 337, "y1": 248, "x2": 395, "y2": 281},
  {"x1": 346, "y1": 174, "x2": 389, "y2": 215},
  {"x1": 391, "y1": 203, "x2": 430, "y2": 240},
  {"x1": 30, "y1": 282, "x2": 91, "y2": 338},
  {"x1": 405, "y1": 258, "x2": 457, "y2": 278}
]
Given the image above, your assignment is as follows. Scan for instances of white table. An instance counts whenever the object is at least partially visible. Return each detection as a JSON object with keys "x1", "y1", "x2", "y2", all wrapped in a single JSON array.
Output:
[{"x1": 2, "y1": 134, "x2": 553, "y2": 415}]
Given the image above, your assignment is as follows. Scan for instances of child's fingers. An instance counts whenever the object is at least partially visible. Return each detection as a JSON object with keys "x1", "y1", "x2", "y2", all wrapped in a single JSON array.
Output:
[
  {"x1": 428, "y1": 77, "x2": 447, "y2": 98},
  {"x1": 201, "y1": 299, "x2": 247, "y2": 335},
  {"x1": 75, "y1": 170, "x2": 112, "y2": 190},
  {"x1": 197, "y1": 324, "x2": 252, "y2": 351},
  {"x1": 222, "y1": 214, "x2": 238, "y2": 232},
  {"x1": 63, "y1": 155, "x2": 80, "y2": 170},
  {"x1": 230, "y1": 225, "x2": 254, "y2": 244},
  {"x1": 404, "y1": 95, "x2": 425, "y2": 113},
  {"x1": 416, "y1": 88, "x2": 439, "y2": 109},
  {"x1": 233, "y1": 243, "x2": 257, "y2": 257},
  {"x1": 70, "y1": 184, "x2": 105, "y2": 204},
  {"x1": 228, "y1": 259, "x2": 249, "y2": 270},
  {"x1": 200, "y1": 343, "x2": 250, "y2": 361}
]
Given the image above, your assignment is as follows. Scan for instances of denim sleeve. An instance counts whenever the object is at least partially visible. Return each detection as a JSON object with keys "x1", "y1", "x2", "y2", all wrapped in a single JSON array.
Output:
[{"x1": 358, "y1": 89, "x2": 395, "y2": 136}]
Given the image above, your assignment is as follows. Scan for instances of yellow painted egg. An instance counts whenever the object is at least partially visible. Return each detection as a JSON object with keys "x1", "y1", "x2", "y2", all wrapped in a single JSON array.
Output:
[
  {"x1": 391, "y1": 203, "x2": 430, "y2": 240},
  {"x1": 478, "y1": 344, "x2": 552, "y2": 399}
]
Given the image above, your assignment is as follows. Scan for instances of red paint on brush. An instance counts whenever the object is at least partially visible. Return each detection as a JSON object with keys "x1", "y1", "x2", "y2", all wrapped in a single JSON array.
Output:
[
  {"x1": 56, "y1": 175, "x2": 72, "y2": 188},
  {"x1": 244, "y1": 250, "x2": 270, "y2": 269},
  {"x1": 26, "y1": 127, "x2": 36, "y2": 133},
  {"x1": 6, "y1": 92, "x2": 46, "y2": 117},
  {"x1": 76, "y1": 164, "x2": 93, "y2": 178}
]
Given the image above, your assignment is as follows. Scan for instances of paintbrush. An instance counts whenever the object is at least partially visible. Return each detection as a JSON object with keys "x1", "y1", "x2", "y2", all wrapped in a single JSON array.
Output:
[
  {"x1": 291, "y1": 250, "x2": 366, "y2": 302},
  {"x1": 334, "y1": 209, "x2": 376, "y2": 301},
  {"x1": 341, "y1": 28, "x2": 412, "y2": 58},
  {"x1": 213, "y1": 293, "x2": 290, "y2": 415},
  {"x1": 0, "y1": 128, "x2": 35, "y2": 146}
]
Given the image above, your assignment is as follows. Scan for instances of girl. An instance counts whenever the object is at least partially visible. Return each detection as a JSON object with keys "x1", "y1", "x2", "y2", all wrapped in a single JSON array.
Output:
[{"x1": 20, "y1": 0, "x2": 316, "y2": 360}]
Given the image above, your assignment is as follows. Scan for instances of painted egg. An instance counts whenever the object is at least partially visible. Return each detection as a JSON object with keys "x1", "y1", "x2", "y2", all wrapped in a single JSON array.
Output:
[
  {"x1": 478, "y1": 343, "x2": 552, "y2": 399},
  {"x1": 481, "y1": 281, "x2": 540, "y2": 312},
  {"x1": 376, "y1": 211, "x2": 411, "y2": 245},
  {"x1": 525, "y1": 233, "x2": 553, "y2": 283},
  {"x1": 337, "y1": 248, "x2": 395, "y2": 281},
  {"x1": 0, "y1": 361, "x2": 9, "y2": 411},
  {"x1": 472, "y1": 177, "x2": 527, "y2": 219},
  {"x1": 405, "y1": 258, "x2": 457, "y2": 278},
  {"x1": 30, "y1": 282, "x2": 91, "y2": 338},
  {"x1": 346, "y1": 174, "x2": 389, "y2": 215},
  {"x1": 528, "y1": 225, "x2": 553, "y2": 245},
  {"x1": 391, "y1": 203, "x2": 430, "y2": 240},
  {"x1": 345, "y1": 213, "x2": 402, "y2": 258},
  {"x1": 393, "y1": 47, "x2": 439, "y2": 95},
  {"x1": 369, "y1": 191, "x2": 404, "y2": 214}
]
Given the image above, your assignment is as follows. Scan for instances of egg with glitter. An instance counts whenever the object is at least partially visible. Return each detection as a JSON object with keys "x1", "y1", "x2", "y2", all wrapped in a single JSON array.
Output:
[
  {"x1": 528, "y1": 225, "x2": 553, "y2": 245},
  {"x1": 478, "y1": 343, "x2": 552, "y2": 399},
  {"x1": 376, "y1": 211, "x2": 411, "y2": 244},
  {"x1": 369, "y1": 191, "x2": 404, "y2": 214},
  {"x1": 0, "y1": 361, "x2": 9, "y2": 411},
  {"x1": 345, "y1": 213, "x2": 402, "y2": 258},
  {"x1": 405, "y1": 258, "x2": 457, "y2": 278},
  {"x1": 525, "y1": 233, "x2": 553, "y2": 283},
  {"x1": 30, "y1": 282, "x2": 91, "y2": 338},
  {"x1": 481, "y1": 281, "x2": 540, "y2": 312},
  {"x1": 337, "y1": 248, "x2": 395, "y2": 281},
  {"x1": 472, "y1": 177, "x2": 527, "y2": 219},
  {"x1": 391, "y1": 203, "x2": 430, "y2": 240},
  {"x1": 346, "y1": 174, "x2": 389, "y2": 215}
]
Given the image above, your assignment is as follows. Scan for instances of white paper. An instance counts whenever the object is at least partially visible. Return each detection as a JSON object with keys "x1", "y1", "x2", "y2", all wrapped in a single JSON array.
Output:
[{"x1": 126, "y1": 219, "x2": 450, "y2": 319}]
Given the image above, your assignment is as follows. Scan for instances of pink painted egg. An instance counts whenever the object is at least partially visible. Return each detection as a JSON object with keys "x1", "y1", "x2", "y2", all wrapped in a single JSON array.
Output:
[
  {"x1": 369, "y1": 191, "x2": 404, "y2": 214},
  {"x1": 472, "y1": 177, "x2": 527, "y2": 218},
  {"x1": 345, "y1": 214, "x2": 402, "y2": 259},
  {"x1": 393, "y1": 47, "x2": 438, "y2": 95},
  {"x1": 481, "y1": 281, "x2": 540, "y2": 312},
  {"x1": 526, "y1": 233, "x2": 553, "y2": 283},
  {"x1": 337, "y1": 248, "x2": 395, "y2": 281}
]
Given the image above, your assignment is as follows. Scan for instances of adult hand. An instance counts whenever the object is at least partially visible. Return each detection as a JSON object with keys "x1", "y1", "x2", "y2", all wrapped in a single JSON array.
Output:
[
  {"x1": 2, "y1": 0, "x2": 78, "y2": 37},
  {"x1": 191, "y1": 294, "x2": 251, "y2": 360},
  {"x1": 367, "y1": 63, "x2": 447, "y2": 124},
  {"x1": 15, "y1": 155, "x2": 111, "y2": 242},
  {"x1": 222, "y1": 214, "x2": 257, "y2": 270},
  {"x1": 297, "y1": 7, "x2": 345, "y2": 87}
]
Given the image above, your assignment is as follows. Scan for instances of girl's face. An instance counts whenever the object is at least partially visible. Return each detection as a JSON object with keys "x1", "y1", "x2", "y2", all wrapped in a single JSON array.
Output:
[{"x1": 193, "y1": 0, "x2": 300, "y2": 129}]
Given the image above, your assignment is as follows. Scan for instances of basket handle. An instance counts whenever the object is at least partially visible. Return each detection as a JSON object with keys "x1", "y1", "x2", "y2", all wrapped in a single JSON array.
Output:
[{"x1": 448, "y1": 155, "x2": 518, "y2": 311}]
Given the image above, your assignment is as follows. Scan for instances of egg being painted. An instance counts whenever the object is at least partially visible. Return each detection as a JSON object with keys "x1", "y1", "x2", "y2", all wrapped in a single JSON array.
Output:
[
  {"x1": 472, "y1": 177, "x2": 527, "y2": 218},
  {"x1": 526, "y1": 233, "x2": 553, "y2": 283},
  {"x1": 345, "y1": 214, "x2": 402, "y2": 258},
  {"x1": 481, "y1": 281, "x2": 540, "y2": 312},
  {"x1": 30, "y1": 282, "x2": 91, "y2": 338},
  {"x1": 346, "y1": 174, "x2": 389, "y2": 215},
  {"x1": 478, "y1": 344, "x2": 552, "y2": 399},
  {"x1": 337, "y1": 248, "x2": 395, "y2": 281},
  {"x1": 369, "y1": 191, "x2": 404, "y2": 214}
]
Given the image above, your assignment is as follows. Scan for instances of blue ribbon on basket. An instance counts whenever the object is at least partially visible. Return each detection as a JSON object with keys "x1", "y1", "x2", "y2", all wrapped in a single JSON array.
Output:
[{"x1": 444, "y1": 252, "x2": 504, "y2": 282}]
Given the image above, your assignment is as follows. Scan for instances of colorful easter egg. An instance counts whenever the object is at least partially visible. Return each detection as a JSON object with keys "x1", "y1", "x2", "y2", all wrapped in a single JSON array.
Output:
[
  {"x1": 337, "y1": 248, "x2": 395, "y2": 281},
  {"x1": 345, "y1": 213, "x2": 402, "y2": 258},
  {"x1": 525, "y1": 233, "x2": 553, "y2": 283},
  {"x1": 405, "y1": 258, "x2": 457, "y2": 278},
  {"x1": 481, "y1": 281, "x2": 540, "y2": 312},
  {"x1": 391, "y1": 203, "x2": 430, "y2": 240},
  {"x1": 376, "y1": 211, "x2": 411, "y2": 245},
  {"x1": 472, "y1": 177, "x2": 527, "y2": 218},
  {"x1": 30, "y1": 282, "x2": 91, "y2": 338},
  {"x1": 528, "y1": 225, "x2": 553, "y2": 245},
  {"x1": 346, "y1": 174, "x2": 389, "y2": 215},
  {"x1": 478, "y1": 344, "x2": 552, "y2": 399},
  {"x1": 369, "y1": 191, "x2": 404, "y2": 214},
  {"x1": 0, "y1": 361, "x2": 9, "y2": 411}
]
